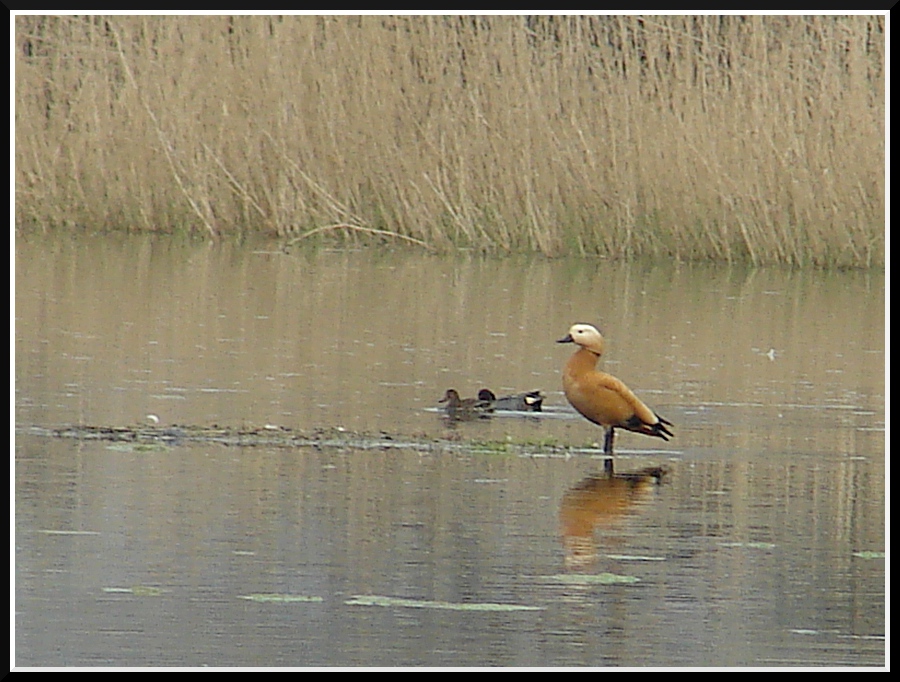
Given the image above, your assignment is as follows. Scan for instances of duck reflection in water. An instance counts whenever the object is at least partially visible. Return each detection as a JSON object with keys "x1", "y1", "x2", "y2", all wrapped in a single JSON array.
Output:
[{"x1": 559, "y1": 467, "x2": 666, "y2": 570}]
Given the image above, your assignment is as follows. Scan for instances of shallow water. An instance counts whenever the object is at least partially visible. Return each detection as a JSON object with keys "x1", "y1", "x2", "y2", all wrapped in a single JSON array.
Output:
[{"x1": 14, "y1": 233, "x2": 885, "y2": 667}]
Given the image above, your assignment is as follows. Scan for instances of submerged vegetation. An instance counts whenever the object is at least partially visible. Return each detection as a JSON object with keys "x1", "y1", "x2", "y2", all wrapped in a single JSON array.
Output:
[
  {"x1": 29, "y1": 423, "x2": 618, "y2": 460},
  {"x1": 15, "y1": 15, "x2": 884, "y2": 266}
]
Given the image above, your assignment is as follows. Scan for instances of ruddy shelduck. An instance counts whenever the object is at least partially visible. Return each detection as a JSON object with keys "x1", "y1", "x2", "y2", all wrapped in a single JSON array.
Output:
[{"x1": 558, "y1": 323, "x2": 673, "y2": 460}]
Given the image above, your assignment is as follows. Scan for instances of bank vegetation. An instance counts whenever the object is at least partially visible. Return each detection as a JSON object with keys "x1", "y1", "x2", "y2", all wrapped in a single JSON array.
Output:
[{"x1": 14, "y1": 15, "x2": 885, "y2": 266}]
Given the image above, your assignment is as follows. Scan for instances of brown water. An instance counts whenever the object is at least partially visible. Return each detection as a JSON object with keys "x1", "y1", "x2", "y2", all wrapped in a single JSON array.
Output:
[{"x1": 14, "y1": 233, "x2": 885, "y2": 667}]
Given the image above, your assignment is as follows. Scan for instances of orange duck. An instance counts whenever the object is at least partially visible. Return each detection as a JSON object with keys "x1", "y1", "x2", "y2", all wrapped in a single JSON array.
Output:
[{"x1": 557, "y1": 323, "x2": 672, "y2": 464}]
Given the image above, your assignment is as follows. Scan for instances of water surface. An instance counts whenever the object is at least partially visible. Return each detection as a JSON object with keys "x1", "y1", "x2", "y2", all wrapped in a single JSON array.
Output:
[{"x1": 14, "y1": 233, "x2": 885, "y2": 667}]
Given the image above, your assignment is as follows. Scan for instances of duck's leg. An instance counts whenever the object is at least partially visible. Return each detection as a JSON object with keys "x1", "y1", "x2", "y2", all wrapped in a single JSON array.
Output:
[
  {"x1": 603, "y1": 456, "x2": 614, "y2": 476},
  {"x1": 603, "y1": 427, "x2": 615, "y2": 475},
  {"x1": 603, "y1": 427, "x2": 615, "y2": 455}
]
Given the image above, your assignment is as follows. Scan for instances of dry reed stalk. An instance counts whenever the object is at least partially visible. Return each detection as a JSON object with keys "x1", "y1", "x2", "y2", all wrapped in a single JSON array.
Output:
[{"x1": 287, "y1": 223, "x2": 433, "y2": 250}]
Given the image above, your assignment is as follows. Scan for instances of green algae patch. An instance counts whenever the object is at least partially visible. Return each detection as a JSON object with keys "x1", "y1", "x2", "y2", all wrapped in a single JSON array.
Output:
[
  {"x1": 548, "y1": 573, "x2": 641, "y2": 585},
  {"x1": 345, "y1": 595, "x2": 542, "y2": 611},
  {"x1": 238, "y1": 594, "x2": 324, "y2": 603},
  {"x1": 102, "y1": 586, "x2": 165, "y2": 596},
  {"x1": 718, "y1": 541, "x2": 777, "y2": 550}
]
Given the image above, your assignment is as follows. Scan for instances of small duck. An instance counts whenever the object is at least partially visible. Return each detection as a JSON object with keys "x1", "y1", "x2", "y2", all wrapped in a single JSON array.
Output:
[
  {"x1": 477, "y1": 389, "x2": 544, "y2": 412},
  {"x1": 439, "y1": 389, "x2": 494, "y2": 419},
  {"x1": 558, "y1": 323, "x2": 673, "y2": 463}
]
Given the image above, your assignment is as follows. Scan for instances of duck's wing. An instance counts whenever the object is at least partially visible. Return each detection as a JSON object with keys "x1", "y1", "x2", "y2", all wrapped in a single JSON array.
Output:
[{"x1": 582, "y1": 373, "x2": 672, "y2": 437}]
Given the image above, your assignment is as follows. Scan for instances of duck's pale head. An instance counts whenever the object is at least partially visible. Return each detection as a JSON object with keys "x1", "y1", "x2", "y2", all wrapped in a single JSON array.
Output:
[{"x1": 558, "y1": 323, "x2": 605, "y2": 354}]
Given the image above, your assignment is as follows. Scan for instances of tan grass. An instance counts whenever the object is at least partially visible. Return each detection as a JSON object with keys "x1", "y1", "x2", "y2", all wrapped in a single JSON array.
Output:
[{"x1": 14, "y1": 15, "x2": 885, "y2": 266}]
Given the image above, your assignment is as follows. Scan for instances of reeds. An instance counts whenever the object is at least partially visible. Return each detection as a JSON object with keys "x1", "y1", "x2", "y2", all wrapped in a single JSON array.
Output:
[{"x1": 14, "y1": 16, "x2": 884, "y2": 266}]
